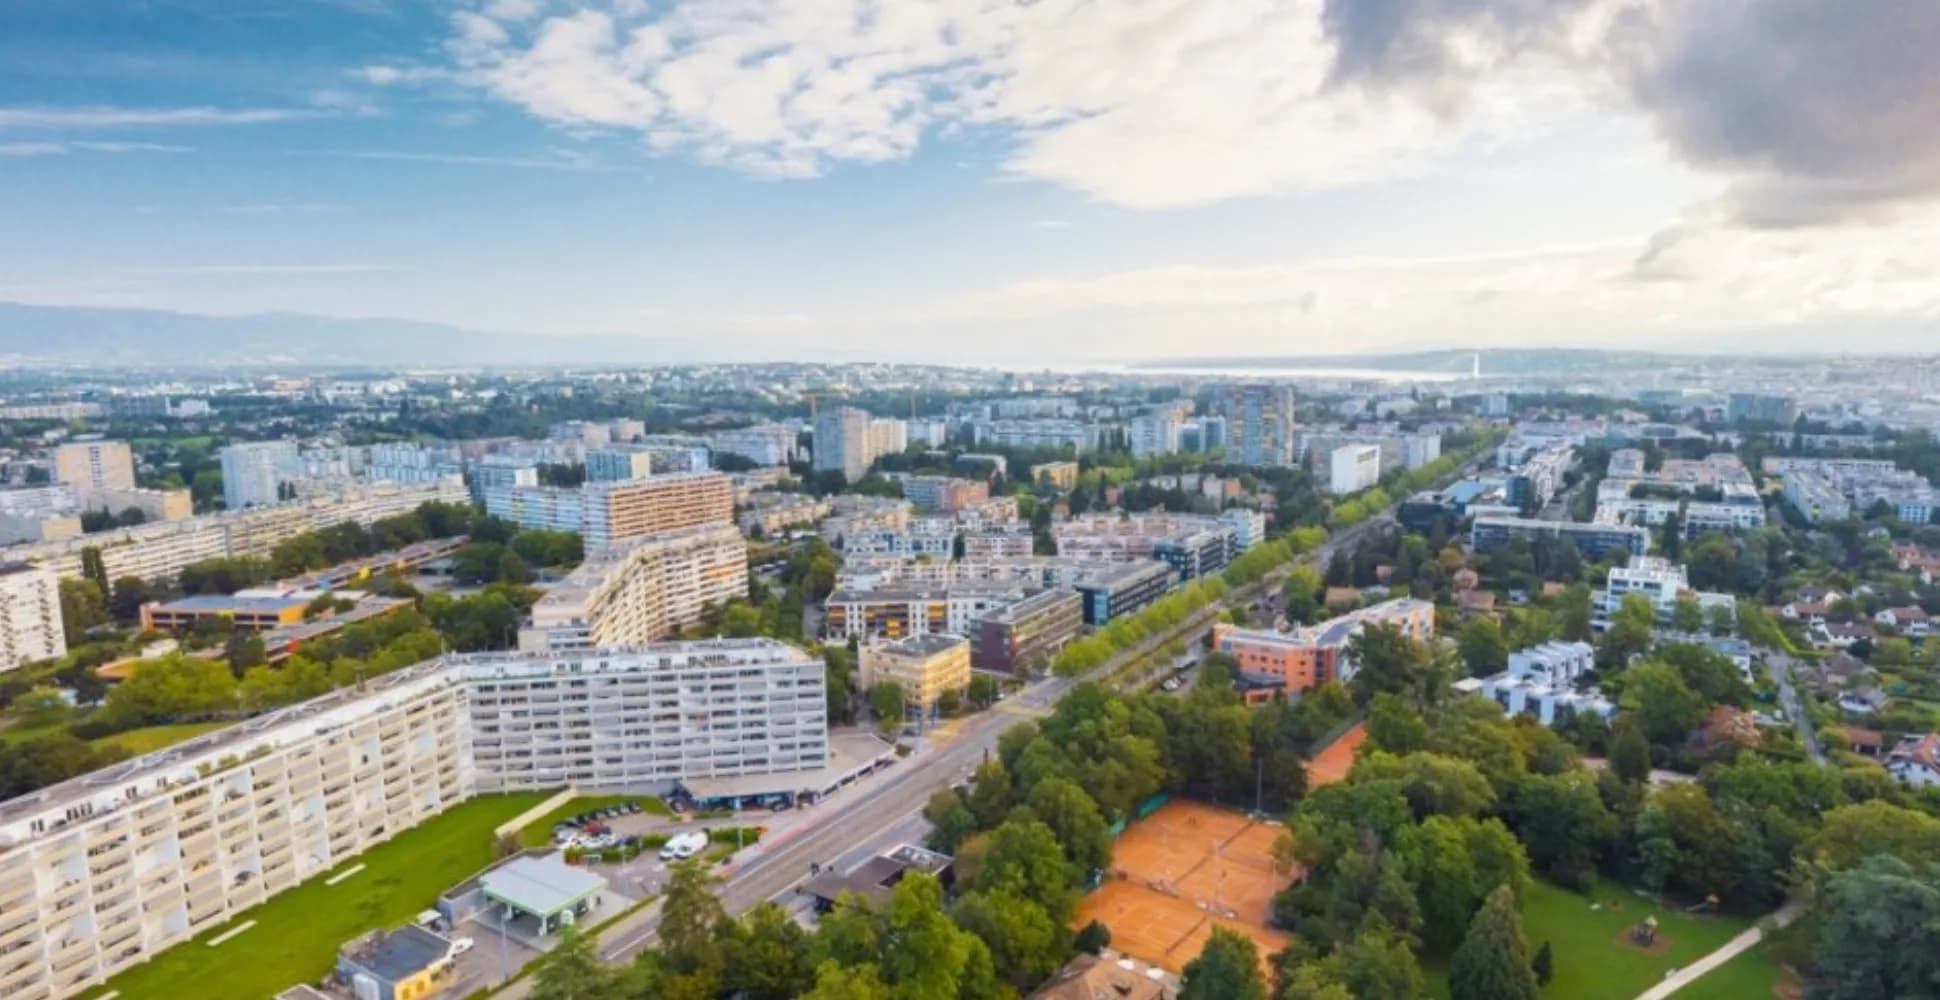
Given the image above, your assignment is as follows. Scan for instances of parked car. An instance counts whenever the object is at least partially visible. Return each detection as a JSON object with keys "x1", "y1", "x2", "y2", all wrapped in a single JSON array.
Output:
[{"x1": 450, "y1": 937, "x2": 475, "y2": 957}]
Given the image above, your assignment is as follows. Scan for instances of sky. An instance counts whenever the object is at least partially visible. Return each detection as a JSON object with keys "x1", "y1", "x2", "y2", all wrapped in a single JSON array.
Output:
[{"x1": 0, "y1": 0, "x2": 1936, "y2": 364}]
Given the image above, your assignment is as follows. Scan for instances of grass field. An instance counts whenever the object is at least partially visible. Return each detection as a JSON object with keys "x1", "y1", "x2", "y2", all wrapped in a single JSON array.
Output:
[
  {"x1": 89, "y1": 722, "x2": 228, "y2": 755},
  {"x1": 516, "y1": 794, "x2": 670, "y2": 848},
  {"x1": 81, "y1": 791, "x2": 554, "y2": 1000},
  {"x1": 1426, "y1": 879, "x2": 1753, "y2": 1000},
  {"x1": 1678, "y1": 941, "x2": 1791, "y2": 1000}
]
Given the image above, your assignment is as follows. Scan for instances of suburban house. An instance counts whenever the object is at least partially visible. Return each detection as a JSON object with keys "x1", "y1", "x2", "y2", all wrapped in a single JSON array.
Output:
[
  {"x1": 1876, "y1": 605, "x2": 1933, "y2": 637},
  {"x1": 1810, "y1": 621, "x2": 1876, "y2": 650},
  {"x1": 1888, "y1": 733, "x2": 1940, "y2": 787},
  {"x1": 1837, "y1": 686, "x2": 1892, "y2": 716},
  {"x1": 1780, "y1": 586, "x2": 1844, "y2": 624}
]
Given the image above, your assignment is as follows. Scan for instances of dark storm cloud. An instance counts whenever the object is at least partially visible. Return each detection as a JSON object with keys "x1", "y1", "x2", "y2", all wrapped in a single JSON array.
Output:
[
  {"x1": 1626, "y1": 0, "x2": 1940, "y2": 227},
  {"x1": 1320, "y1": 0, "x2": 1940, "y2": 227},
  {"x1": 1320, "y1": 0, "x2": 1597, "y2": 89}
]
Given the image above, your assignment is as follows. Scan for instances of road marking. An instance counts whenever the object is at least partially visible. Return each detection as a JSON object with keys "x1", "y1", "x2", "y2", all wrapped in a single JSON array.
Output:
[
  {"x1": 324, "y1": 863, "x2": 365, "y2": 886},
  {"x1": 207, "y1": 920, "x2": 256, "y2": 946}
]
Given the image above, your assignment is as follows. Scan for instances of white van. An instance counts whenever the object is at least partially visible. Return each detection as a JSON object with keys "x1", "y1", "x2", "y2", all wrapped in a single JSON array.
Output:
[{"x1": 658, "y1": 831, "x2": 710, "y2": 861}]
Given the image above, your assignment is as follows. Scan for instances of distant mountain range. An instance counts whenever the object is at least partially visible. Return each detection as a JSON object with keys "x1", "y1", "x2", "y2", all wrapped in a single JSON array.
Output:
[{"x1": 0, "y1": 302, "x2": 728, "y2": 368}]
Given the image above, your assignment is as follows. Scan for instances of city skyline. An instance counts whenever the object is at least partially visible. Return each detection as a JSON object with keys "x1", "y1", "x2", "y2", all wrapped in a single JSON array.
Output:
[{"x1": 0, "y1": 1, "x2": 1935, "y2": 363}]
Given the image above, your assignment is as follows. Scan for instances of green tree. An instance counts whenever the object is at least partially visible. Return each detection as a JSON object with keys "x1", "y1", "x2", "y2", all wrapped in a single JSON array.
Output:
[
  {"x1": 1282, "y1": 563, "x2": 1323, "y2": 625},
  {"x1": 527, "y1": 929, "x2": 617, "y2": 1000},
  {"x1": 11, "y1": 686, "x2": 70, "y2": 726},
  {"x1": 975, "y1": 817, "x2": 1075, "y2": 918},
  {"x1": 722, "y1": 903, "x2": 811, "y2": 1000},
  {"x1": 1620, "y1": 662, "x2": 1706, "y2": 745},
  {"x1": 1610, "y1": 719, "x2": 1652, "y2": 784},
  {"x1": 1458, "y1": 618, "x2": 1509, "y2": 676},
  {"x1": 1557, "y1": 583, "x2": 1595, "y2": 641},
  {"x1": 799, "y1": 961, "x2": 890, "y2": 1000},
  {"x1": 1448, "y1": 885, "x2": 1539, "y2": 1000},
  {"x1": 1601, "y1": 593, "x2": 1656, "y2": 666},
  {"x1": 1180, "y1": 927, "x2": 1267, "y2": 1000},
  {"x1": 80, "y1": 545, "x2": 110, "y2": 599},
  {"x1": 879, "y1": 874, "x2": 998, "y2": 1000},
  {"x1": 58, "y1": 578, "x2": 108, "y2": 645},
  {"x1": 869, "y1": 681, "x2": 906, "y2": 735},
  {"x1": 1026, "y1": 776, "x2": 1111, "y2": 874},
  {"x1": 659, "y1": 859, "x2": 727, "y2": 973},
  {"x1": 921, "y1": 788, "x2": 978, "y2": 854},
  {"x1": 1532, "y1": 940, "x2": 1554, "y2": 986},
  {"x1": 1811, "y1": 855, "x2": 1940, "y2": 1000},
  {"x1": 966, "y1": 674, "x2": 1000, "y2": 709},
  {"x1": 1670, "y1": 597, "x2": 1704, "y2": 633},
  {"x1": 1509, "y1": 772, "x2": 1616, "y2": 889},
  {"x1": 107, "y1": 575, "x2": 154, "y2": 622},
  {"x1": 951, "y1": 888, "x2": 1066, "y2": 992}
]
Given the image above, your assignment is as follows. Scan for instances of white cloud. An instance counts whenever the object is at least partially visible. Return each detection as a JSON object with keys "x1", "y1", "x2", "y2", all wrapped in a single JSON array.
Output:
[
  {"x1": 121, "y1": 264, "x2": 391, "y2": 276},
  {"x1": 439, "y1": 0, "x2": 1605, "y2": 206},
  {"x1": 0, "y1": 105, "x2": 316, "y2": 129},
  {"x1": 317, "y1": 148, "x2": 631, "y2": 171},
  {"x1": 0, "y1": 140, "x2": 191, "y2": 156}
]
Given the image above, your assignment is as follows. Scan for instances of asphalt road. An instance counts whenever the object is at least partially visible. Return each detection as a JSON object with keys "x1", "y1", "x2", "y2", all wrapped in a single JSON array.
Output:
[{"x1": 1763, "y1": 649, "x2": 1826, "y2": 765}]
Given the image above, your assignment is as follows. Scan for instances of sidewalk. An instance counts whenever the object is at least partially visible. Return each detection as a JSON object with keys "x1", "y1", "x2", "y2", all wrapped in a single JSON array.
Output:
[{"x1": 1632, "y1": 902, "x2": 1801, "y2": 1000}]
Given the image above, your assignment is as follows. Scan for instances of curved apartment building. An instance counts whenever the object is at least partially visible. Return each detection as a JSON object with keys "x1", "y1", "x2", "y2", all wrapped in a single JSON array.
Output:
[{"x1": 516, "y1": 523, "x2": 748, "y2": 652}]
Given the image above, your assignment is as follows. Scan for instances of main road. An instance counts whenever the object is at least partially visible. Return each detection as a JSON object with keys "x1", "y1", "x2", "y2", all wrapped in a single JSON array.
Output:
[{"x1": 487, "y1": 503, "x2": 1420, "y2": 995}]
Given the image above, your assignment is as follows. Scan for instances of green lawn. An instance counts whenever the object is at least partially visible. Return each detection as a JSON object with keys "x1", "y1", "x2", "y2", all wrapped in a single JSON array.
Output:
[
  {"x1": 82, "y1": 791, "x2": 554, "y2": 1000},
  {"x1": 89, "y1": 722, "x2": 228, "y2": 755},
  {"x1": 1427, "y1": 879, "x2": 1754, "y2": 1000},
  {"x1": 1677, "y1": 940, "x2": 1790, "y2": 999},
  {"x1": 516, "y1": 794, "x2": 669, "y2": 848},
  {"x1": 0, "y1": 717, "x2": 67, "y2": 745}
]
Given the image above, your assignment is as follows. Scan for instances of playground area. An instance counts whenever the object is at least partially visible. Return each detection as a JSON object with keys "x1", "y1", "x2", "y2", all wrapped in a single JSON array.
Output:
[{"x1": 1075, "y1": 799, "x2": 1293, "y2": 974}]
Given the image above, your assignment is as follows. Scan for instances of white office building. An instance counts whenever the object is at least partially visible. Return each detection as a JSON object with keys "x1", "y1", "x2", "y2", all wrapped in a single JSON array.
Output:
[
  {"x1": 218, "y1": 441, "x2": 302, "y2": 510},
  {"x1": 0, "y1": 638, "x2": 828, "y2": 1000},
  {"x1": 586, "y1": 447, "x2": 654, "y2": 483},
  {"x1": 1595, "y1": 557, "x2": 1735, "y2": 629},
  {"x1": 1329, "y1": 444, "x2": 1382, "y2": 494},
  {"x1": 708, "y1": 424, "x2": 795, "y2": 467},
  {"x1": 813, "y1": 407, "x2": 872, "y2": 482},
  {"x1": 0, "y1": 564, "x2": 65, "y2": 670}
]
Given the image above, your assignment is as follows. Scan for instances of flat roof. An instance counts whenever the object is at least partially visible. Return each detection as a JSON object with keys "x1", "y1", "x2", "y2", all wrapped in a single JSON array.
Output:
[
  {"x1": 875, "y1": 633, "x2": 968, "y2": 657},
  {"x1": 151, "y1": 594, "x2": 308, "y2": 614},
  {"x1": 342, "y1": 924, "x2": 452, "y2": 982},
  {"x1": 480, "y1": 854, "x2": 608, "y2": 917}
]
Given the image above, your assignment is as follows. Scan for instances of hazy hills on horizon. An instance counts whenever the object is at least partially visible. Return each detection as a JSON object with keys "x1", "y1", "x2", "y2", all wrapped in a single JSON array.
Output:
[{"x1": 0, "y1": 300, "x2": 1932, "y2": 372}]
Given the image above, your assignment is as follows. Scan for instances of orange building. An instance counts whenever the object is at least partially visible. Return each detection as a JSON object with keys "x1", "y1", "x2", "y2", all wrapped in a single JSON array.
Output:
[{"x1": 1210, "y1": 598, "x2": 1436, "y2": 698}]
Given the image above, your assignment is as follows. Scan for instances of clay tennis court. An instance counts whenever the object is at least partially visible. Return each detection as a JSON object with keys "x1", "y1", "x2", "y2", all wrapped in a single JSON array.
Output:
[
  {"x1": 1075, "y1": 800, "x2": 1294, "y2": 973},
  {"x1": 1305, "y1": 721, "x2": 1366, "y2": 788}
]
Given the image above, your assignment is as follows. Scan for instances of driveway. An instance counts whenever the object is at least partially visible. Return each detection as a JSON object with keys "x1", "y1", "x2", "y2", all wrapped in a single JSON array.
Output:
[{"x1": 1762, "y1": 649, "x2": 1825, "y2": 765}]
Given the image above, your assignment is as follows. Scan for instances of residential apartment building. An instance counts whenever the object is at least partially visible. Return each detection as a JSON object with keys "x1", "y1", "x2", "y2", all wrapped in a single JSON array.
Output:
[
  {"x1": 0, "y1": 564, "x2": 65, "y2": 670},
  {"x1": 859, "y1": 634, "x2": 971, "y2": 716},
  {"x1": 708, "y1": 423, "x2": 796, "y2": 467},
  {"x1": 483, "y1": 472, "x2": 733, "y2": 551},
  {"x1": 89, "y1": 488, "x2": 191, "y2": 523},
  {"x1": 1128, "y1": 414, "x2": 1181, "y2": 458},
  {"x1": 972, "y1": 589, "x2": 1083, "y2": 672},
  {"x1": 1218, "y1": 384, "x2": 1297, "y2": 467},
  {"x1": 1329, "y1": 444, "x2": 1382, "y2": 494},
  {"x1": 1051, "y1": 513, "x2": 1241, "y2": 580},
  {"x1": 813, "y1": 407, "x2": 872, "y2": 482},
  {"x1": 50, "y1": 441, "x2": 135, "y2": 501},
  {"x1": 0, "y1": 638, "x2": 830, "y2": 1000},
  {"x1": 823, "y1": 583, "x2": 1027, "y2": 641},
  {"x1": 463, "y1": 639, "x2": 827, "y2": 793},
  {"x1": 219, "y1": 441, "x2": 303, "y2": 510},
  {"x1": 2, "y1": 479, "x2": 471, "y2": 584},
  {"x1": 970, "y1": 419, "x2": 1097, "y2": 452},
  {"x1": 1726, "y1": 393, "x2": 1797, "y2": 425},
  {"x1": 1072, "y1": 560, "x2": 1174, "y2": 626},
  {"x1": 901, "y1": 476, "x2": 988, "y2": 514},
  {"x1": 1503, "y1": 443, "x2": 1573, "y2": 510},
  {"x1": 1469, "y1": 516, "x2": 1649, "y2": 560},
  {"x1": 518, "y1": 524, "x2": 748, "y2": 651},
  {"x1": 1209, "y1": 598, "x2": 1436, "y2": 696},
  {"x1": 1455, "y1": 640, "x2": 1613, "y2": 726},
  {"x1": 585, "y1": 447, "x2": 653, "y2": 483},
  {"x1": 1595, "y1": 556, "x2": 1734, "y2": 628},
  {"x1": 960, "y1": 525, "x2": 1035, "y2": 559},
  {"x1": 738, "y1": 494, "x2": 831, "y2": 537}
]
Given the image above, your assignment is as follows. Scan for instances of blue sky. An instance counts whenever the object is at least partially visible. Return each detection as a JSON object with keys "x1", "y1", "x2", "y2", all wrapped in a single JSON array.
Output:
[{"x1": 1, "y1": 0, "x2": 1935, "y2": 363}]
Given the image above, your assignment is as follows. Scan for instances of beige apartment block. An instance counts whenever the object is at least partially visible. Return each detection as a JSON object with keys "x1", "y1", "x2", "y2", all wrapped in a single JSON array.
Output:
[
  {"x1": 519, "y1": 523, "x2": 748, "y2": 651},
  {"x1": 860, "y1": 634, "x2": 971, "y2": 714}
]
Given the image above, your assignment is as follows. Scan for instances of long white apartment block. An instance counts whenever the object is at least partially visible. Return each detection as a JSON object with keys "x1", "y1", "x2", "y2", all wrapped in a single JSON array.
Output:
[
  {"x1": 464, "y1": 640, "x2": 827, "y2": 793},
  {"x1": 0, "y1": 638, "x2": 827, "y2": 1000},
  {"x1": 0, "y1": 563, "x2": 66, "y2": 671},
  {"x1": 518, "y1": 523, "x2": 748, "y2": 652},
  {"x1": 0, "y1": 478, "x2": 470, "y2": 584}
]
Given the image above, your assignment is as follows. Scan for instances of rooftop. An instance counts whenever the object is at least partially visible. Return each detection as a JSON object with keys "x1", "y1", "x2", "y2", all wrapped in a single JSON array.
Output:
[
  {"x1": 341, "y1": 924, "x2": 452, "y2": 982},
  {"x1": 150, "y1": 594, "x2": 309, "y2": 615},
  {"x1": 479, "y1": 853, "x2": 608, "y2": 918},
  {"x1": 874, "y1": 633, "x2": 968, "y2": 657}
]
